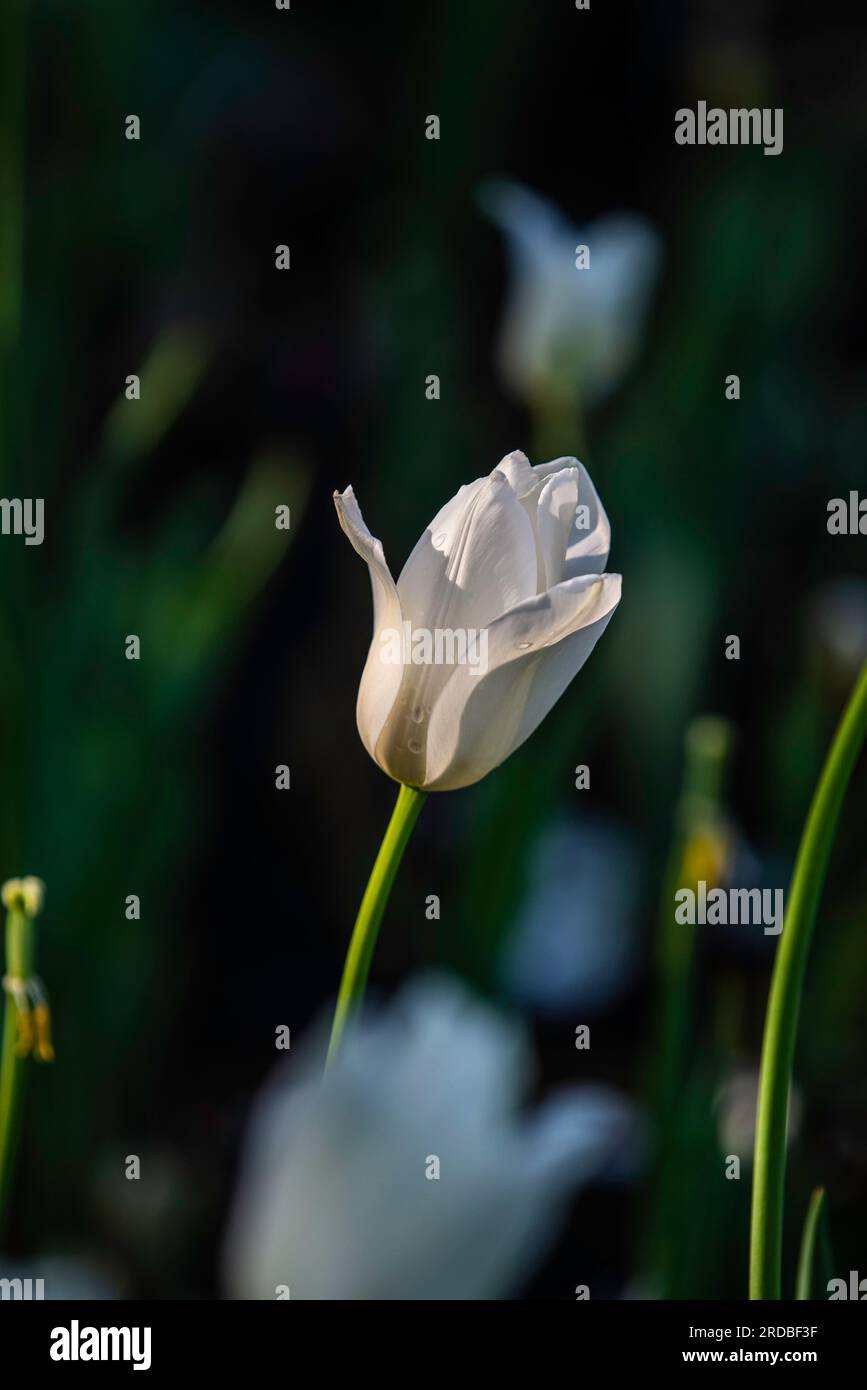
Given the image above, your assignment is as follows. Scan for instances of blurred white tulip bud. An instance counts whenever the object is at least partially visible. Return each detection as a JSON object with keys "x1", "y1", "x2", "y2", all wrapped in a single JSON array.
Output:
[
  {"x1": 479, "y1": 178, "x2": 662, "y2": 411},
  {"x1": 223, "y1": 974, "x2": 638, "y2": 1300}
]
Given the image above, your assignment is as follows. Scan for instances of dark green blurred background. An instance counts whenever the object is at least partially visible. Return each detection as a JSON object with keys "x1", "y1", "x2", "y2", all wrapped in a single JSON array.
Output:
[{"x1": 1, "y1": 0, "x2": 865, "y2": 1299}]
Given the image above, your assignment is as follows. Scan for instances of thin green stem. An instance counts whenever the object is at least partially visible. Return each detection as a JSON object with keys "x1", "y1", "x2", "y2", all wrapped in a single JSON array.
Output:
[
  {"x1": 750, "y1": 661, "x2": 867, "y2": 1299},
  {"x1": 0, "y1": 903, "x2": 32, "y2": 1233},
  {"x1": 795, "y1": 1187, "x2": 829, "y2": 1301},
  {"x1": 326, "y1": 783, "x2": 427, "y2": 1069}
]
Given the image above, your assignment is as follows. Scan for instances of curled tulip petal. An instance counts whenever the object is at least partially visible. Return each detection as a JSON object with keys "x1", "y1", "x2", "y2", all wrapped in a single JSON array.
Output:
[
  {"x1": 333, "y1": 486, "x2": 405, "y2": 760},
  {"x1": 423, "y1": 573, "x2": 622, "y2": 790}
]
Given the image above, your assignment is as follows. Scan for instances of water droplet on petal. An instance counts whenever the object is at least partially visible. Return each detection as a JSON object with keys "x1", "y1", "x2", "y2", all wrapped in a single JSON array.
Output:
[
  {"x1": 410, "y1": 706, "x2": 426, "y2": 724},
  {"x1": 408, "y1": 738, "x2": 423, "y2": 754},
  {"x1": 516, "y1": 641, "x2": 533, "y2": 650},
  {"x1": 433, "y1": 531, "x2": 448, "y2": 549}
]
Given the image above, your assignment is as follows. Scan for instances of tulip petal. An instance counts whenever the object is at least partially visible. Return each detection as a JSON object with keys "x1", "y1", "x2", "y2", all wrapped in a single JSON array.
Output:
[
  {"x1": 495, "y1": 447, "x2": 564, "y2": 499},
  {"x1": 536, "y1": 466, "x2": 580, "y2": 589},
  {"x1": 495, "y1": 449, "x2": 574, "y2": 592},
  {"x1": 344, "y1": 974, "x2": 531, "y2": 1137},
  {"x1": 544, "y1": 455, "x2": 611, "y2": 577},
  {"x1": 423, "y1": 572, "x2": 622, "y2": 789},
  {"x1": 479, "y1": 177, "x2": 573, "y2": 266},
  {"x1": 520, "y1": 1085, "x2": 641, "y2": 1186},
  {"x1": 396, "y1": 464, "x2": 538, "y2": 633},
  {"x1": 333, "y1": 486, "x2": 405, "y2": 758},
  {"x1": 364, "y1": 468, "x2": 538, "y2": 785}
]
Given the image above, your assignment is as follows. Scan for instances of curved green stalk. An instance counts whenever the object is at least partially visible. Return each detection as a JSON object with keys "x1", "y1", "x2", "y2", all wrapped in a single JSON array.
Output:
[
  {"x1": 795, "y1": 1187, "x2": 830, "y2": 1301},
  {"x1": 326, "y1": 783, "x2": 427, "y2": 1069},
  {"x1": 750, "y1": 662, "x2": 867, "y2": 1299}
]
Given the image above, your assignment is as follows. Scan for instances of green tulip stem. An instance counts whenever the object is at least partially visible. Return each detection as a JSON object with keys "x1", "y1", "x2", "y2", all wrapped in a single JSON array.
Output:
[
  {"x1": 750, "y1": 661, "x2": 867, "y2": 1299},
  {"x1": 326, "y1": 783, "x2": 427, "y2": 1070}
]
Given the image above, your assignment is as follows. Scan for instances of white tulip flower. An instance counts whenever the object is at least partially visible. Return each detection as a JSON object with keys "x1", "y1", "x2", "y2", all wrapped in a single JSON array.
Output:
[
  {"x1": 223, "y1": 975, "x2": 637, "y2": 1301},
  {"x1": 334, "y1": 449, "x2": 621, "y2": 791},
  {"x1": 479, "y1": 178, "x2": 662, "y2": 410}
]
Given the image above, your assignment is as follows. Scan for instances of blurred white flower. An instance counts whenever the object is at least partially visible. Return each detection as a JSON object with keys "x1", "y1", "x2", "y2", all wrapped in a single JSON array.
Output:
[
  {"x1": 715, "y1": 1067, "x2": 803, "y2": 1162},
  {"x1": 335, "y1": 449, "x2": 620, "y2": 791},
  {"x1": 806, "y1": 577, "x2": 867, "y2": 685},
  {"x1": 500, "y1": 815, "x2": 639, "y2": 1015},
  {"x1": 224, "y1": 975, "x2": 637, "y2": 1300},
  {"x1": 480, "y1": 178, "x2": 662, "y2": 410}
]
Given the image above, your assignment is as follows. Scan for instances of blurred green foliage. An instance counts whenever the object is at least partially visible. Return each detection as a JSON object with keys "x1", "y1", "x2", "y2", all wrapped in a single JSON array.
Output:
[{"x1": 0, "y1": 0, "x2": 865, "y2": 1300}]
